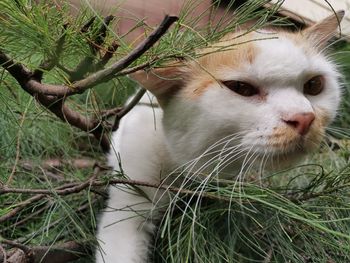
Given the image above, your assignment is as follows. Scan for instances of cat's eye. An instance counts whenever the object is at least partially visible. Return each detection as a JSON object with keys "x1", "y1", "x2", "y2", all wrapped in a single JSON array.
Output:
[
  {"x1": 303, "y1": 76, "x2": 324, "y2": 96},
  {"x1": 222, "y1": 80, "x2": 259, "y2": 97}
]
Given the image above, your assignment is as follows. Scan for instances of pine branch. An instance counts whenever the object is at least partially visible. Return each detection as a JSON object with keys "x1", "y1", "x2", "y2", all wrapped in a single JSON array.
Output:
[{"x1": 0, "y1": 15, "x2": 178, "y2": 152}]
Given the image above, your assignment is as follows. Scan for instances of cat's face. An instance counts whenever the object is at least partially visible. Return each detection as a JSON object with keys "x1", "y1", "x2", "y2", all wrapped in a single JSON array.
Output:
[{"x1": 133, "y1": 12, "x2": 344, "y2": 172}]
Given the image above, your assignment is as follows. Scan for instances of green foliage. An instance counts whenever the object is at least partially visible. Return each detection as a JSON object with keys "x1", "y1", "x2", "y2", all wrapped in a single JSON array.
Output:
[
  {"x1": 332, "y1": 42, "x2": 350, "y2": 130},
  {"x1": 0, "y1": 0, "x2": 350, "y2": 262},
  {"x1": 155, "y1": 161, "x2": 350, "y2": 262}
]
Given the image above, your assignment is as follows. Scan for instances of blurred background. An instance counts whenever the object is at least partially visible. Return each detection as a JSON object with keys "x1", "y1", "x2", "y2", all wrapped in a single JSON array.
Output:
[{"x1": 66, "y1": 0, "x2": 350, "y2": 41}]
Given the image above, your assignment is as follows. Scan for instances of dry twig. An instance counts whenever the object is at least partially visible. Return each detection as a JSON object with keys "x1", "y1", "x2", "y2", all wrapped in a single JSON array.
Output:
[{"x1": 0, "y1": 239, "x2": 86, "y2": 263}]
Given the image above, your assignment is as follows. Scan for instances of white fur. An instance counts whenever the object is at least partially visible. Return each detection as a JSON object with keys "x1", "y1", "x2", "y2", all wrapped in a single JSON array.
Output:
[
  {"x1": 95, "y1": 33, "x2": 341, "y2": 262},
  {"x1": 96, "y1": 96, "x2": 168, "y2": 263}
]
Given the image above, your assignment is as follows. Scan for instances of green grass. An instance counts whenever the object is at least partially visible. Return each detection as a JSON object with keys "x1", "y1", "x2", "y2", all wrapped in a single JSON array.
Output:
[{"x1": 1, "y1": 0, "x2": 350, "y2": 262}]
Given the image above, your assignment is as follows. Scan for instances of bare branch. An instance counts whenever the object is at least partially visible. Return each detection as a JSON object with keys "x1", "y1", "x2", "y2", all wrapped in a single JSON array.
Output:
[
  {"x1": 0, "y1": 194, "x2": 45, "y2": 224},
  {"x1": 0, "y1": 244, "x2": 6, "y2": 263},
  {"x1": 80, "y1": 17, "x2": 96, "y2": 33},
  {"x1": 0, "y1": 15, "x2": 178, "y2": 153},
  {"x1": 0, "y1": 52, "x2": 110, "y2": 151},
  {"x1": 6, "y1": 249, "x2": 27, "y2": 263},
  {"x1": 0, "y1": 51, "x2": 32, "y2": 87},
  {"x1": 99, "y1": 106, "x2": 123, "y2": 120},
  {"x1": 95, "y1": 41, "x2": 119, "y2": 69},
  {"x1": 0, "y1": 202, "x2": 53, "y2": 235},
  {"x1": 93, "y1": 15, "x2": 114, "y2": 51},
  {"x1": 7, "y1": 110, "x2": 27, "y2": 185},
  {"x1": 72, "y1": 15, "x2": 178, "y2": 93},
  {"x1": 112, "y1": 88, "x2": 146, "y2": 131},
  {"x1": 69, "y1": 15, "x2": 115, "y2": 82},
  {"x1": 1, "y1": 239, "x2": 86, "y2": 263},
  {"x1": 0, "y1": 175, "x2": 225, "y2": 204}
]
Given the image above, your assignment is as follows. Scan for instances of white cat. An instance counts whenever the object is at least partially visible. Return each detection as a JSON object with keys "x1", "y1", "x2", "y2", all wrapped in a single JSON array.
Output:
[{"x1": 95, "y1": 11, "x2": 344, "y2": 262}]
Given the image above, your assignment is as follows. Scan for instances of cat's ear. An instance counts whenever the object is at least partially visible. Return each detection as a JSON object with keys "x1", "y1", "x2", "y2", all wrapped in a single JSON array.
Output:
[
  {"x1": 302, "y1": 10, "x2": 345, "y2": 48},
  {"x1": 130, "y1": 65, "x2": 186, "y2": 107}
]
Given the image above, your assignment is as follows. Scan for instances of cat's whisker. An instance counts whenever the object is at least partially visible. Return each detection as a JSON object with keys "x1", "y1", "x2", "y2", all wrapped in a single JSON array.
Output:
[
  {"x1": 260, "y1": 151, "x2": 272, "y2": 183},
  {"x1": 151, "y1": 137, "x2": 248, "y2": 216},
  {"x1": 224, "y1": 147, "x2": 260, "y2": 223},
  {"x1": 240, "y1": 150, "x2": 261, "y2": 188},
  {"x1": 210, "y1": 146, "x2": 249, "y2": 176},
  {"x1": 176, "y1": 141, "x2": 246, "y2": 183},
  {"x1": 157, "y1": 133, "x2": 244, "y2": 184},
  {"x1": 229, "y1": 143, "x2": 257, "y2": 193},
  {"x1": 170, "y1": 166, "x2": 219, "y2": 248},
  {"x1": 162, "y1": 142, "x2": 250, "y2": 223},
  {"x1": 257, "y1": 149, "x2": 269, "y2": 182},
  {"x1": 169, "y1": 133, "x2": 245, "y2": 175},
  {"x1": 201, "y1": 143, "x2": 246, "y2": 171},
  {"x1": 190, "y1": 139, "x2": 246, "y2": 174}
]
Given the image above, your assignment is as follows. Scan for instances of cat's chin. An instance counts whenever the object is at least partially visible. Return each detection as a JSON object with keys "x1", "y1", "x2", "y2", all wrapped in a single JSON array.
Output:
[
  {"x1": 244, "y1": 136, "x2": 321, "y2": 172},
  {"x1": 255, "y1": 143, "x2": 318, "y2": 172}
]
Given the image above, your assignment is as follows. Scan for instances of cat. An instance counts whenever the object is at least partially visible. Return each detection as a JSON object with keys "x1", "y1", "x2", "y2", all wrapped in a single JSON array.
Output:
[{"x1": 95, "y1": 11, "x2": 344, "y2": 263}]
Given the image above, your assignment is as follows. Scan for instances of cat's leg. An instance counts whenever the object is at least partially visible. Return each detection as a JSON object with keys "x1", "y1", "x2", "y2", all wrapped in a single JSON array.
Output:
[
  {"x1": 95, "y1": 186, "x2": 160, "y2": 263},
  {"x1": 95, "y1": 98, "x2": 166, "y2": 262}
]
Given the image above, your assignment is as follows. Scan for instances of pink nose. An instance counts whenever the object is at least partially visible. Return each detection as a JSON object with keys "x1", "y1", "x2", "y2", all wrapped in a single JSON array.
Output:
[{"x1": 282, "y1": 112, "x2": 315, "y2": 135}]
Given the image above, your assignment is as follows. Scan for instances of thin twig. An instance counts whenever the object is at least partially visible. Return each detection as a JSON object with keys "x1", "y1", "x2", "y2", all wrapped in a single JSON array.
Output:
[
  {"x1": 7, "y1": 110, "x2": 27, "y2": 185},
  {"x1": 0, "y1": 244, "x2": 6, "y2": 263},
  {"x1": 0, "y1": 176, "x2": 226, "y2": 203},
  {"x1": 263, "y1": 246, "x2": 274, "y2": 263},
  {"x1": 14, "y1": 197, "x2": 101, "y2": 244},
  {"x1": 114, "y1": 59, "x2": 157, "y2": 76},
  {"x1": 72, "y1": 15, "x2": 178, "y2": 93},
  {"x1": 0, "y1": 167, "x2": 101, "y2": 223},
  {"x1": 80, "y1": 17, "x2": 96, "y2": 33},
  {"x1": 0, "y1": 239, "x2": 86, "y2": 263},
  {"x1": 0, "y1": 202, "x2": 52, "y2": 234},
  {"x1": 0, "y1": 194, "x2": 45, "y2": 224},
  {"x1": 112, "y1": 88, "x2": 146, "y2": 130},
  {"x1": 95, "y1": 41, "x2": 119, "y2": 69},
  {"x1": 0, "y1": 239, "x2": 31, "y2": 254},
  {"x1": 0, "y1": 52, "x2": 110, "y2": 151},
  {"x1": 69, "y1": 15, "x2": 114, "y2": 82}
]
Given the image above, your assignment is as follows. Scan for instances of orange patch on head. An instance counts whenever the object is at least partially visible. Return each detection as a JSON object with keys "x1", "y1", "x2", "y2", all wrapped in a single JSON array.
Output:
[
  {"x1": 182, "y1": 78, "x2": 214, "y2": 99},
  {"x1": 182, "y1": 31, "x2": 258, "y2": 99},
  {"x1": 195, "y1": 32, "x2": 258, "y2": 73}
]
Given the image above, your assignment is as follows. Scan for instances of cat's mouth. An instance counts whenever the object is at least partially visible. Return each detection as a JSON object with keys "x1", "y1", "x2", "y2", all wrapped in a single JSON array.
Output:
[
  {"x1": 270, "y1": 124, "x2": 324, "y2": 153},
  {"x1": 246, "y1": 125, "x2": 324, "y2": 158}
]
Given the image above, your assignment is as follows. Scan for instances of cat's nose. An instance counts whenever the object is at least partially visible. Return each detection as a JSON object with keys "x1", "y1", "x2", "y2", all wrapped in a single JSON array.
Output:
[{"x1": 282, "y1": 112, "x2": 315, "y2": 135}]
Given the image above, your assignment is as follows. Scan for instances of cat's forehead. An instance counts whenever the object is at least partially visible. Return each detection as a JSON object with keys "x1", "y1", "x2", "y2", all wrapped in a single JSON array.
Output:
[
  {"x1": 181, "y1": 30, "x2": 337, "y2": 99},
  {"x1": 250, "y1": 33, "x2": 316, "y2": 83},
  {"x1": 194, "y1": 30, "x2": 321, "y2": 82}
]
